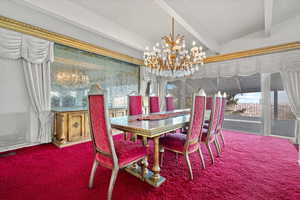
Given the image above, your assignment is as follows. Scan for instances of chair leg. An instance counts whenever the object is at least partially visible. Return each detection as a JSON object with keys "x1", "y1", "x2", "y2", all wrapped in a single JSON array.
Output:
[
  {"x1": 184, "y1": 153, "x2": 193, "y2": 180},
  {"x1": 107, "y1": 167, "x2": 119, "y2": 200},
  {"x1": 198, "y1": 146, "x2": 206, "y2": 169},
  {"x1": 206, "y1": 143, "x2": 215, "y2": 164},
  {"x1": 220, "y1": 131, "x2": 225, "y2": 146},
  {"x1": 216, "y1": 137, "x2": 222, "y2": 152},
  {"x1": 160, "y1": 147, "x2": 164, "y2": 166},
  {"x1": 214, "y1": 139, "x2": 221, "y2": 157},
  {"x1": 89, "y1": 159, "x2": 99, "y2": 189},
  {"x1": 131, "y1": 133, "x2": 137, "y2": 142}
]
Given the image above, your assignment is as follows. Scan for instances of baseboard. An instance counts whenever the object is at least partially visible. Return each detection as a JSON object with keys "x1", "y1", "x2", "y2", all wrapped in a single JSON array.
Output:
[{"x1": 0, "y1": 142, "x2": 39, "y2": 153}]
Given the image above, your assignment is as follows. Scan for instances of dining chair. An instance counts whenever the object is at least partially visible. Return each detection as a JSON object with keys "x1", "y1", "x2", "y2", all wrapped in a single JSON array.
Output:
[
  {"x1": 206, "y1": 96, "x2": 213, "y2": 110},
  {"x1": 165, "y1": 94, "x2": 174, "y2": 111},
  {"x1": 201, "y1": 92, "x2": 222, "y2": 164},
  {"x1": 149, "y1": 95, "x2": 160, "y2": 113},
  {"x1": 128, "y1": 92, "x2": 143, "y2": 115},
  {"x1": 165, "y1": 94, "x2": 183, "y2": 134},
  {"x1": 128, "y1": 92, "x2": 150, "y2": 145},
  {"x1": 159, "y1": 89, "x2": 206, "y2": 180},
  {"x1": 204, "y1": 91, "x2": 220, "y2": 127},
  {"x1": 125, "y1": 92, "x2": 142, "y2": 141},
  {"x1": 217, "y1": 92, "x2": 227, "y2": 147},
  {"x1": 88, "y1": 85, "x2": 148, "y2": 200}
]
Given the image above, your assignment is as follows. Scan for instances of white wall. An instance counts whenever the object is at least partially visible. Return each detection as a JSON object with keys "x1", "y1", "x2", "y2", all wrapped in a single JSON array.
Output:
[{"x1": 0, "y1": 0, "x2": 143, "y2": 60}]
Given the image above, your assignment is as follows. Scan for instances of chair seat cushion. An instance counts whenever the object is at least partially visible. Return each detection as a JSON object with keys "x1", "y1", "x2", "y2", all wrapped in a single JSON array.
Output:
[
  {"x1": 160, "y1": 133, "x2": 199, "y2": 153},
  {"x1": 96, "y1": 139, "x2": 148, "y2": 168}
]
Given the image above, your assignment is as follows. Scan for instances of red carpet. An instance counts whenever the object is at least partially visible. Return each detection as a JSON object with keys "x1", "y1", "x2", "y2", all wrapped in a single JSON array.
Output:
[{"x1": 1, "y1": 130, "x2": 300, "y2": 200}]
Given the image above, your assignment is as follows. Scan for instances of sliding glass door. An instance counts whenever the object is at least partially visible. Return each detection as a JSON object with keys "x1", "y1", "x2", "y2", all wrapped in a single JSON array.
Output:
[
  {"x1": 221, "y1": 74, "x2": 263, "y2": 134},
  {"x1": 166, "y1": 72, "x2": 296, "y2": 139}
]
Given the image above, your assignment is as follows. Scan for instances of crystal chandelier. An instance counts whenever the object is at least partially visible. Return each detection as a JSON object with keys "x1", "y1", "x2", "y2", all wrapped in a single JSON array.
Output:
[
  {"x1": 143, "y1": 17, "x2": 206, "y2": 78},
  {"x1": 55, "y1": 69, "x2": 89, "y2": 88}
]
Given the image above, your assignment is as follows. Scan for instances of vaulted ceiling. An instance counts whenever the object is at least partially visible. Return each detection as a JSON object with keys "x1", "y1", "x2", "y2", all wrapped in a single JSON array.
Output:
[{"x1": 3, "y1": 0, "x2": 300, "y2": 58}]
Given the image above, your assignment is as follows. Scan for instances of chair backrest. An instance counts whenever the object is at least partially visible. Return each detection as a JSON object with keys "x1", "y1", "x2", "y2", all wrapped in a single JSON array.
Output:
[
  {"x1": 207, "y1": 92, "x2": 222, "y2": 137},
  {"x1": 218, "y1": 94, "x2": 227, "y2": 130},
  {"x1": 206, "y1": 96, "x2": 213, "y2": 109},
  {"x1": 185, "y1": 89, "x2": 206, "y2": 151},
  {"x1": 88, "y1": 85, "x2": 118, "y2": 167},
  {"x1": 165, "y1": 96, "x2": 174, "y2": 111},
  {"x1": 128, "y1": 95, "x2": 142, "y2": 116},
  {"x1": 149, "y1": 96, "x2": 160, "y2": 113}
]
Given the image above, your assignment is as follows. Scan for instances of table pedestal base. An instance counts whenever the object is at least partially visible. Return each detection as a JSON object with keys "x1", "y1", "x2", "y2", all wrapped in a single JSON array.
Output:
[{"x1": 125, "y1": 165, "x2": 166, "y2": 187}]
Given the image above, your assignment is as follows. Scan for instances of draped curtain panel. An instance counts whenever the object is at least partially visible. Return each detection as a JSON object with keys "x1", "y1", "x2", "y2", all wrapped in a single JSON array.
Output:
[
  {"x1": 0, "y1": 28, "x2": 54, "y2": 144},
  {"x1": 261, "y1": 73, "x2": 271, "y2": 136},
  {"x1": 280, "y1": 62, "x2": 300, "y2": 163}
]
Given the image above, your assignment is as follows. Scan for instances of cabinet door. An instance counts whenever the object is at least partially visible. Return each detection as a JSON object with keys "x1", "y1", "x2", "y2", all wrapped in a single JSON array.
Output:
[
  {"x1": 68, "y1": 112, "x2": 85, "y2": 142},
  {"x1": 55, "y1": 113, "x2": 68, "y2": 143}
]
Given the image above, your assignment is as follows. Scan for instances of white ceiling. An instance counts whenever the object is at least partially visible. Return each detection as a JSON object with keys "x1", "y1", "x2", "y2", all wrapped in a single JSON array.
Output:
[
  {"x1": 72, "y1": 0, "x2": 198, "y2": 44},
  {"x1": 8, "y1": 0, "x2": 300, "y2": 57},
  {"x1": 166, "y1": 0, "x2": 265, "y2": 44}
]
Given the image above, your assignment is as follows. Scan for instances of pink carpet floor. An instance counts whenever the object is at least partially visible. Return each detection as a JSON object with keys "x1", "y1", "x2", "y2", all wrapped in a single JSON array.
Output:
[{"x1": 1, "y1": 130, "x2": 300, "y2": 200}]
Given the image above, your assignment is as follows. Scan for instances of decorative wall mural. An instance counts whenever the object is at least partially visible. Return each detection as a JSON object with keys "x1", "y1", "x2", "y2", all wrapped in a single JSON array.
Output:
[{"x1": 51, "y1": 44, "x2": 139, "y2": 109}]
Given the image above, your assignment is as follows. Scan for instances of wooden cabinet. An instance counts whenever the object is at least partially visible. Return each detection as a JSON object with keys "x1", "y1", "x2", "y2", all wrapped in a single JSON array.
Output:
[
  {"x1": 53, "y1": 110, "x2": 90, "y2": 147},
  {"x1": 53, "y1": 108, "x2": 127, "y2": 148}
]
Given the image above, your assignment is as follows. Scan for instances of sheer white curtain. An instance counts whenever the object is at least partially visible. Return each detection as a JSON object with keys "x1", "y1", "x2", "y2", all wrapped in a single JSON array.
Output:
[
  {"x1": 261, "y1": 73, "x2": 271, "y2": 136},
  {"x1": 0, "y1": 28, "x2": 53, "y2": 145},
  {"x1": 157, "y1": 77, "x2": 167, "y2": 111},
  {"x1": 280, "y1": 62, "x2": 300, "y2": 163}
]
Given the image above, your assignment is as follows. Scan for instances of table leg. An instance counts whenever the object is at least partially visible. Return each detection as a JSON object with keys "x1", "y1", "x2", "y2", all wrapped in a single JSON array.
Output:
[
  {"x1": 125, "y1": 135, "x2": 165, "y2": 187},
  {"x1": 142, "y1": 136, "x2": 149, "y2": 147},
  {"x1": 152, "y1": 136, "x2": 161, "y2": 181}
]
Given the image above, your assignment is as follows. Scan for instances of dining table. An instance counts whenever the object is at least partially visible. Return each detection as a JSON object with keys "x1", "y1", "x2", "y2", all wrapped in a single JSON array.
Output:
[{"x1": 110, "y1": 108, "x2": 211, "y2": 187}]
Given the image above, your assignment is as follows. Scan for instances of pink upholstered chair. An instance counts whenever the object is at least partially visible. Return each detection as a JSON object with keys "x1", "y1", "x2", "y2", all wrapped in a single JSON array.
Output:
[
  {"x1": 149, "y1": 95, "x2": 160, "y2": 113},
  {"x1": 201, "y1": 92, "x2": 222, "y2": 164},
  {"x1": 217, "y1": 93, "x2": 227, "y2": 147},
  {"x1": 165, "y1": 95, "x2": 174, "y2": 111},
  {"x1": 204, "y1": 96, "x2": 213, "y2": 124},
  {"x1": 159, "y1": 89, "x2": 206, "y2": 180},
  {"x1": 88, "y1": 85, "x2": 148, "y2": 200},
  {"x1": 127, "y1": 92, "x2": 144, "y2": 142},
  {"x1": 128, "y1": 93, "x2": 142, "y2": 115}
]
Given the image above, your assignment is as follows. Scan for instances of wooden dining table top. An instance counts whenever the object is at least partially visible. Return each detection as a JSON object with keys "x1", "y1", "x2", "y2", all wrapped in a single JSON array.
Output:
[{"x1": 110, "y1": 109, "x2": 211, "y2": 138}]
